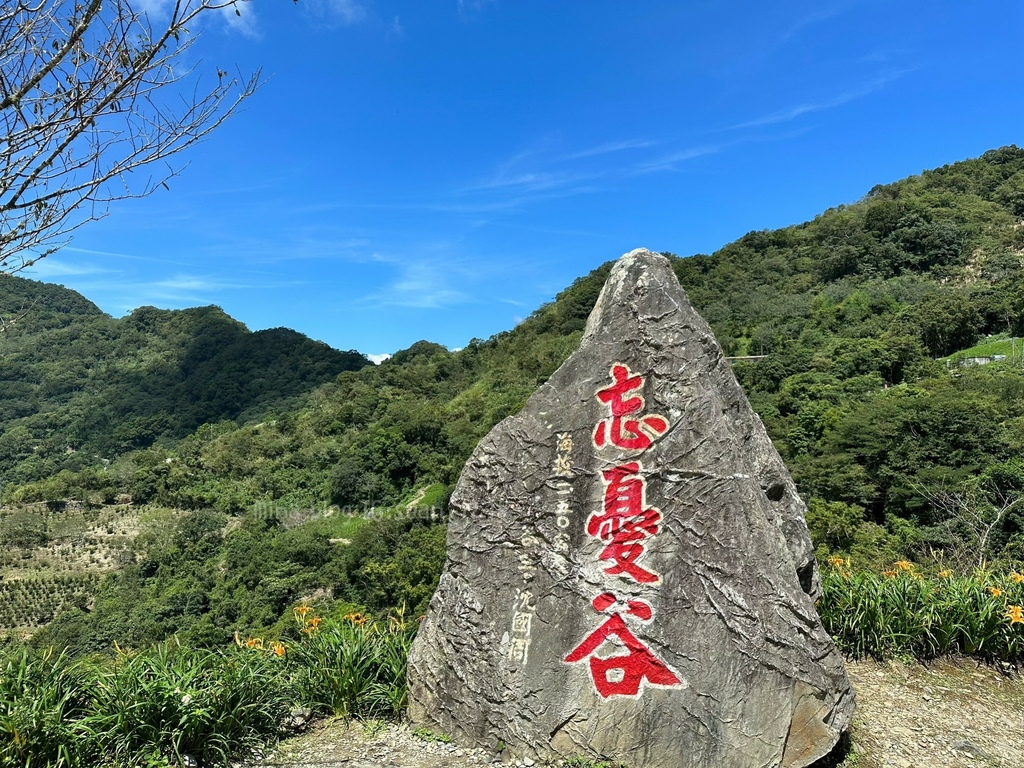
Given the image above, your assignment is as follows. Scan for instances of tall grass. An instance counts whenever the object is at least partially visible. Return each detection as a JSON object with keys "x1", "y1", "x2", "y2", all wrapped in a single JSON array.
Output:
[
  {"x1": 0, "y1": 648, "x2": 93, "y2": 768},
  {"x1": 81, "y1": 642, "x2": 289, "y2": 767},
  {"x1": 8, "y1": 568, "x2": 1017, "y2": 767},
  {"x1": 820, "y1": 561, "x2": 1024, "y2": 661},
  {"x1": 0, "y1": 610, "x2": 414, "y2": 768},
  {"x1": 287, "y1": 609, "x2": 413, "y2": 718}
]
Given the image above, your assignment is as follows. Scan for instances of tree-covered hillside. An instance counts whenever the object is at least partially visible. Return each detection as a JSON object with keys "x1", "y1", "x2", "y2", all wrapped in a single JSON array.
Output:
[
  {"x1": 0, "y1": 278, "x2": 370, "y2": 492},
  {"x1": 7, "y1": 146, "x2": 1024, "y2": 653}
]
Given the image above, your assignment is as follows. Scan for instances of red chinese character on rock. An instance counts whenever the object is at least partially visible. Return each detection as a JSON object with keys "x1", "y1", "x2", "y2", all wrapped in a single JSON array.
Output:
[
  {"x1": 587, "y1": 462, "x2": 661, "y2": 584},
  {"x1": 593, "y1": 364, "x2": 668, "y2": 451},
  {"x1": 564, "y1": 593, "x2": 681, "y2": 698}
]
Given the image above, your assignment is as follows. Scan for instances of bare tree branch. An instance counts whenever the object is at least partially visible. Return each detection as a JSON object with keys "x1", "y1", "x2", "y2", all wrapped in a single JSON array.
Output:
[
  {"x1": 910, "y1": 474, "x2": 1024, "y2": 570},
  {"x1": 0, "y1": 0, "x2": 261, "y2": 274}
]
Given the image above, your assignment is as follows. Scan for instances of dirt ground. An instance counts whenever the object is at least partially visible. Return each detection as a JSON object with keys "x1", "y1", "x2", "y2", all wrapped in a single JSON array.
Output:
[
  {"x1": 843, "y1": 659, "x2": 1024, "y2": 768},
  {"x1": 247, "y1": 658, "x2": 1024, "y2": 768}
]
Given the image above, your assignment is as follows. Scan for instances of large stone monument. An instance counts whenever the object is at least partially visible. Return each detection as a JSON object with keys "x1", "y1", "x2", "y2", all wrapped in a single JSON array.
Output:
[{"x1": 407, "y1": 249, "x2": 855, "y2": 768}]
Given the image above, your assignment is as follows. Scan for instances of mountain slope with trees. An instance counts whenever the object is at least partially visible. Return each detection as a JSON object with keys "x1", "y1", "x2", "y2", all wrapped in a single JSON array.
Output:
[
  {"x1": 0, "y1": 277, "x2": 370, "y2": 494},
  {"x1": 5, "y1": 145, "x2": 1024, "y2": 652}
]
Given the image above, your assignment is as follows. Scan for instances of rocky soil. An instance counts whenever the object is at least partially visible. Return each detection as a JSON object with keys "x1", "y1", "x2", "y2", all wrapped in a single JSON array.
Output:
[
  {"x1": 843, "y1": 659, "x2": 1023, "y2": 768},
  {"x1": 248, "y1": 659, "x2": 1024, "y2": 768}
]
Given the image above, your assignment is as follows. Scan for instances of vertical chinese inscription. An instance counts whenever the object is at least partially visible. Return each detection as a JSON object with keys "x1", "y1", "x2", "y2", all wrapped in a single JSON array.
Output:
[
  {"x1": 508, "y1": 433, "x2": 574, "y2": 667},
  {"x1": 565, "y1": 363, "x2": 682, "y2": 699},
  {"x1": 589, "y1": 462, "x2": 662, "y2": 584},
  {"x1": 592, "y1": 363, "x2": 668, "y2": 450},
  {"x1": 552, "y1": 431, "x2": 574, "y2": 554},
  {"x1": 508, "y1": 589, "x2": 536, "y2": 665}
]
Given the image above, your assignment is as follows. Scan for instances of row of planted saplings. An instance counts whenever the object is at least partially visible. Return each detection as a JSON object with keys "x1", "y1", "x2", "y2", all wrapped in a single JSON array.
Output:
[{"x1": 0, "y1": 573, "x2": 99, "y2": 628}]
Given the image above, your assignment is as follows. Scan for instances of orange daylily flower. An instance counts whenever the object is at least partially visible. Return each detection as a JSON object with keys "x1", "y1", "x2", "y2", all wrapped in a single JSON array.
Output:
[{"x1": 1007, "y1": 605, "x2": 1024, "y2": 625}]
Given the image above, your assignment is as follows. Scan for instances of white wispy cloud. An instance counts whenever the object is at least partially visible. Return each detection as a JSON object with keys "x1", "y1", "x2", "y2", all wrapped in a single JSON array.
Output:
[
  {"x1": 359, "y1": 251, "x2": 481, "y2": 310},
  {"x1": 367, "y1": 188, "x2": 604, "y2": 215},
  {"x1": 83, "y1": 271, "x2": 296, "y2": 314},
  {"x1": 468, "y1": 137, "x2": 714, "y2": 199},
  {"x1": 374, "y1": 262, "x2": 471, "y2": 309},
  {"x1": 344, "y1": 126, "x2": 796, "y2": 227},
  {"x1": 154, "y1": 275, "x2": 231, "y2": 293},
  {"x1": 729, "y1": 69, "x2": 911, "y2": 130},
  {"x1": 630, "y1": 145, "x2": 720, "y2": 174},
  {"x1": 60, "y1": 246, "x2": 198, "y2": 267},
  {"x1": 208, "y1": 235, "x2": 373, "y2": 264},
  {"x1": 565, "y1": 139, "x2": 656, "y2": 160},
  {"x1": 727, "y1": 4, "x2": 852, "y2": 71},
  {"x1": 27, "y1": 258, "x2": 113, "y2": 278},
  {"x1": 219, "y1": 1, "x2": 261, "y2": 39},
  {"x1": 105, "y1": 273, "x2": 252, "y2": 306},
  {"x1": 468, "y1": 139, "x2": 635, "y2": 195},
  {"x1": 472, "y1": 169, "x2": 597, "y2": 193},
  {"x1": 776, "y1": 6, "x2": 847, "y2": 45},
  {"x1": 303, "y1": 0, "x2": 367, "y2": 26},
  {"x1": 368, "y1": 353, "x2": 391, "y2": 364}
]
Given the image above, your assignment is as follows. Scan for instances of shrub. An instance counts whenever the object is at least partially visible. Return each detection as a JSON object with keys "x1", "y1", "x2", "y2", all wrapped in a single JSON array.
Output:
[
  {"x1": 819, "y1": 561, "x2": 1024, "y2": 661},
  {"x1": 81, "y1": 641, "x2": 289, "y2": 767},
  {"x1": 285, "y1": 608, "x2": 413, "y2": 718},
  {"x1": 0, "y1": 648, "x2": 94, "y2": 768}
]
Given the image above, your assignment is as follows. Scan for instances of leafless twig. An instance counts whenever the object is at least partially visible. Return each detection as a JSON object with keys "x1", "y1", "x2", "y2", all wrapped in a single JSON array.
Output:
[{"x1": 0, "y1": 0, "x2": 261, "y2": 273}]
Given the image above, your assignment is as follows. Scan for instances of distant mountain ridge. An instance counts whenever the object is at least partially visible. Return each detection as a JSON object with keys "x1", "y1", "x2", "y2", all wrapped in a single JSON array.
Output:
[
  {"x1": 6, "y1": 146, "x2": 1024, "y2": 515},
  {"x1": 0, "y1": 274, "x2": 104, "y2": 329},
  {"x1": 0, "y1": 277, "x2": 370, "y2": 491}
]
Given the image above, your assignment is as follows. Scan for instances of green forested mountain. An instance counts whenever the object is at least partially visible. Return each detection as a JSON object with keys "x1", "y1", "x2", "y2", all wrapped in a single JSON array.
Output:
[
  {"x1": 7, "y1": 145, "x2": 1024, "y2": 653},
  {"x1": 0, "y1": 278, "x2": 370, "y2": 491}
]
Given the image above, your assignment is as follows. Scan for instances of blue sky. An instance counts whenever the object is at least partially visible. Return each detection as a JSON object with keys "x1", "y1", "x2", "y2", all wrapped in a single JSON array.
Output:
[{"x1": 25, "y1": 0, "x2": 1024, "y2": 360}]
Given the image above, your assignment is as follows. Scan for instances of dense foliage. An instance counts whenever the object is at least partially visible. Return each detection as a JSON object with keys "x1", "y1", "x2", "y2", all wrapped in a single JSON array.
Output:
[
  {"x1": 31, "y1": 509, "x2": 444, "y2": 655},
  {"x1": 0, "y1": 612, "x2": 412, "y2": 768},
  {"x1": 0, "y1": 279, "x2": 369, "y2": 488},
  {"x1": 5, "y1": 146, "x2": 1024, "y2": 652},
  {"x1": 820, "y1": 563, "x2": 1024, "y2": 661}
]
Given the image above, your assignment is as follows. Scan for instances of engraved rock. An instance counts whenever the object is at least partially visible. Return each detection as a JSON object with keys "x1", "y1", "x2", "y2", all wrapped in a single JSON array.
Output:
[{"x1": 407, "y1": 249, "x2": 855, "y2": 768}]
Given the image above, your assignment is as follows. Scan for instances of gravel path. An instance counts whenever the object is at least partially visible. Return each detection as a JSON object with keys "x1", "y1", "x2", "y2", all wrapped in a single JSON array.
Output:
[
  {"x1": 844, "y1": 659, "x2": 1024, "y2": 768},
  {"x1": 248, "y1": 659, "x2": 1024, "y2": 768}
]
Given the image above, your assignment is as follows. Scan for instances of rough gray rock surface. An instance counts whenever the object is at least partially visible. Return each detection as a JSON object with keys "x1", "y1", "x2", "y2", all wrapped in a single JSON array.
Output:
[{"x1": 407, "y1": 249, "x2": 855, "y2": 768}]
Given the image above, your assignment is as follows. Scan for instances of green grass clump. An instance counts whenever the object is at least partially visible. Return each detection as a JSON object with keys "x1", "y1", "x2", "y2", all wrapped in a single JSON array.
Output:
[
  {"x1": 286, "y1": 608, "x2": 413, "y2": 718},
  {"x1": 945, "y1": 333, "x2": 1020, "y2": 361},
  {"x1": 412, "y1": 727, "x2": 451, "y2": 744},
  {"x1": 0, "y1": 610, "x2": 414, "y2": 767},
  {"x1": 0, "y1": 648, "x2": 93, "y2": 768},
  {"x1": 819, "y1": 561, "x2": 1024, "y2": 660},
  {"x1": 561, "y1": 757, "x2": 630, "y2": 768},
  {"x1": 82, "y1": 642, "x2": 289, "y2": 768}
]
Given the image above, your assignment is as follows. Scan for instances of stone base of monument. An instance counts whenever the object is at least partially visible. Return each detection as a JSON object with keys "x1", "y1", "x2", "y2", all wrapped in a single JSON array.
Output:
[{"x1": 408, "y1": 249, "x2": 855, "y2": 768}]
